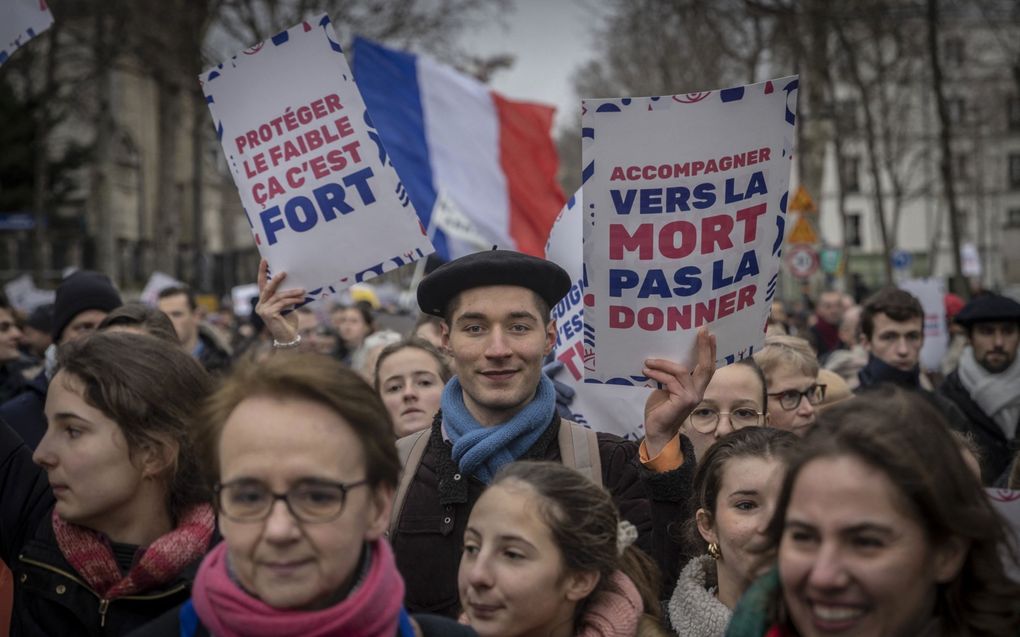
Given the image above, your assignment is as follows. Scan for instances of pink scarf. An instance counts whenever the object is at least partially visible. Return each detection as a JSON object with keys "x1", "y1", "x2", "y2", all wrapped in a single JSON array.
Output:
[
  {"x1": 192, "y1": 538, "x2": 405, "y2": 637},
  {"x1": 576, "y1": 571, "x2": 644, "y2": 637},
  {"x1": 53, "y1": 504, "x2": 214, "y2": 599}
]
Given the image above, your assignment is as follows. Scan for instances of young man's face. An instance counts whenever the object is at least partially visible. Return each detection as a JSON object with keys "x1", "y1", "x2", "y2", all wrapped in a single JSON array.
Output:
[
  {"x1": 157, "y1": 293, "x2": 199, "y2": 347},
  {"x1": 442, "y1": 286, "x2": 555, "y2": 427},
  {"x1": 863, "y1": 313, "x2": 923, "y2": 371},
  {"x1": 969, "y1": 321, "x2": 1019, "y2": 373}
]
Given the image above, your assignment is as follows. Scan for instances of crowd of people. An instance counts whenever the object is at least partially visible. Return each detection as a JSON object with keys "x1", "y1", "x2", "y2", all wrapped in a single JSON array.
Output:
[{"x1": 0, "y1": 249, "x2": 1018, "y2": 636}]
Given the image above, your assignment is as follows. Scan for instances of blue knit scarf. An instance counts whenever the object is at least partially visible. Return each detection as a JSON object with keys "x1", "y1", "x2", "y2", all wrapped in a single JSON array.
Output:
[{"x1": 442, "y1": 374, "x2": 556, "y2": 484}]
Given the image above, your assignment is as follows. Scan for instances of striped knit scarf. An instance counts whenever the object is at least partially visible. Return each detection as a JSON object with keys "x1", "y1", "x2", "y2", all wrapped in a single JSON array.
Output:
[{"x1": 52, "y1": 504, "x2": 214, "y2": 599}]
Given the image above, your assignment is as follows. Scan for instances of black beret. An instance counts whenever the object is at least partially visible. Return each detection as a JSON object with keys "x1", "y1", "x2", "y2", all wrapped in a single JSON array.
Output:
[
  {"x1": 417, "y1": 249, "x2": 571, "y2": 318},
  {"x1": 955, "y1": 294, "x2": 1020, "y2": 327}
]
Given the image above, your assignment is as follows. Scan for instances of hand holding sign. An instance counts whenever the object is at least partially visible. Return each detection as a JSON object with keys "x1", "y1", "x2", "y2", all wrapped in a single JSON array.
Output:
[
  {"x1": 642, "y1": 327, "x2": 716, "y2": 457},
  {"x1": 256, "y1": 259, "x2": 305, "y2": 345}
]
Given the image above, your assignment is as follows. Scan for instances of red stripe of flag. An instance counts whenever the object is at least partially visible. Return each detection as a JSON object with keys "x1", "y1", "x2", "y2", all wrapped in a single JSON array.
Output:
[{"x1": 492, "y1": 94, "x2": 566, "y2": 256}]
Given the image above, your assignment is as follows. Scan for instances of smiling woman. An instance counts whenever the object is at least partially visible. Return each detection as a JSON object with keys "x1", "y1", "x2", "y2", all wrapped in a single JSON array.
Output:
[
  {"x1": 725, "y1": 386, "x2": 1020, "y2": 637},
  {"x1": 0, "y1": 331, "x2": 215, "y2": 636}
]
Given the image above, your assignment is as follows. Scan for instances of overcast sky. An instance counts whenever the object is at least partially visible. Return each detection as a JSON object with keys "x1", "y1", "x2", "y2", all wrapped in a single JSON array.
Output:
[{"x1": 457, "y1": 0, "x2": 598, "y2": 132}]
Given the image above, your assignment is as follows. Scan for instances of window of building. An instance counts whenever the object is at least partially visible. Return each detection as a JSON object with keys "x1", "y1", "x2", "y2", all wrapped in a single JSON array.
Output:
[
  {"x1": 947, "y1": 97, "x2": 967, "y2": 125},
  {"x1": 1006, "y1": 208, "x2": 1020, "y2": 228},
  {"x1": 842, "y1": 155, "x2": 861, "y2": 193},
  {"x1": 1010, "y1": 154, "x2": 1020, "y2": 190},
  {"x1": 846, "y1": 212, "x2": 862, "y2": 247},
  {"x1": 1008, "y1": 96, "x2": 1020, "y2": 131},
  {"x1": 943, "y1": 37, "x2": 964, "y2": 66}
]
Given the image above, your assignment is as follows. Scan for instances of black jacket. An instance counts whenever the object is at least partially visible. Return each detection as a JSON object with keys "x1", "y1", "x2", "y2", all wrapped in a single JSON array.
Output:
[
  {"x1": 0, "y1": 369, "x2": 47, "y2": 449},
  {"x1": 939, "y1": 370, "x2": 1019, "y2": 485},
  {"x1": 195, "y1": 326, "x2": 232, "y2": 375},
  {"x1": 0, "y1": 418, "x2": 204, "y2": 636},
  {"x1": 391, "y1": 413, "x2": 694, "y2": 618}
]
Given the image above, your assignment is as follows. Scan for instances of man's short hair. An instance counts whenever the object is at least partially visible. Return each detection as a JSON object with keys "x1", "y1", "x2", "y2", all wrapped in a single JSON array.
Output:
[
  {"x1": 860, "y1": 287, "x2": 923, "y2": 340},
  {"x1": 158, "y1": 286, "x2": 198, "y2": 311}
]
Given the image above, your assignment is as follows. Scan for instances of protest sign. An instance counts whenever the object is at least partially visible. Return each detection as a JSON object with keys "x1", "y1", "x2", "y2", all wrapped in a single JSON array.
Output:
[
  {"x1": 987, "y1": 489, "x2": 1020, "y2": 582},
  {"x1": 231, "y1": 283, "x2": 260, "y2": 317},
  {"x1": 545, "y1": 189, "x2": 650, "y2": 440},
  {"x1": 582, "y1": 77, "x2": 799, "y2": 384},
  {"x1": 0, "y1": 0, "x2": 53, "y2": 67},
  {"x1": 3, "y1": 274, "x2": 54, "y2": 313},
  {"x1": 899, "y1": 277, "x2": 948, "y2": 372},
  {"x1": 140, "y1": 272, "x2": 185, "y2": 307},
  {"x1": 200, "y1": 15, "x2": 433, "y2": 304}
]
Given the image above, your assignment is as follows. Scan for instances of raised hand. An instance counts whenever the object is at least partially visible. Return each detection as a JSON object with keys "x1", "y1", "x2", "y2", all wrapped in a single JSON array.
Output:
[
  {"x1": 255, "y1": 258, "x2": 306, "y2": 345},
  {"x1": 642, "y1": 327, "x2": 717, "y2": 458}
]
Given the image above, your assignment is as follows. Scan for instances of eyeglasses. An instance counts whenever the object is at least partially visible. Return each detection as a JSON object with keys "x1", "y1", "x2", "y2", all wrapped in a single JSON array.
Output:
[
  {"x1": 689, "y1": 406, "x2": 764, "y2": 433},
  {"x1": 214, "y1": 478, "x2": 369, "y2": 523},
  {"x1": 768, "y1": 384, "x2": 826, "y2": 411}
]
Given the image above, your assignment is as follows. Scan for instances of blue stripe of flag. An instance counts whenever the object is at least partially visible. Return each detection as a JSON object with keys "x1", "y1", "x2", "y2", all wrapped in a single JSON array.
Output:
[{"x1": 352, "y1": 37, "x2": 448, "y2": 260}]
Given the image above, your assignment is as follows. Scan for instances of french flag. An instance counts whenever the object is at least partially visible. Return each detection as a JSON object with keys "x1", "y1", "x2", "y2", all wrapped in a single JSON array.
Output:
[{"x1": 352, "y1": 37, "x2": 565, "y2": 261}]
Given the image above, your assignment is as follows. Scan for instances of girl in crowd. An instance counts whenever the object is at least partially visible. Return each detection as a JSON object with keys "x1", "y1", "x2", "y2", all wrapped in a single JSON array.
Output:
[
  {"x1": 335, "y1": 303, "x2": 376, "y2": 367},
  {"x1": 727, "y1": 386, "x2": 1020, "y2": 637},
  {"x1": 459, "y1": 460, "x2": 665, "y2": 637},
  {"x1": 682, "y1": 358, "x2": 769, "y2": 462},
  {"x1": 752, "y1": 336, "x2": 822, "y2": 436},
  {"x1": 375, "y1": 337, "x2": 452, "y2": 438},
  {"x1": 136, "y1": 353, "x2": 471, "y2": 637},
  {"x1": 666, "y1": 428, "x2": 798, "y2": 637},
  {"x1": 1, "y1": 332, "x2": 214, "y2": 635}
]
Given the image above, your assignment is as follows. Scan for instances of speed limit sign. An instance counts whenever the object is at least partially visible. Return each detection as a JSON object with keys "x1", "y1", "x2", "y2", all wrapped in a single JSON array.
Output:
[{"x1": 785, "y1": 245, "x2": 819, "y2": 279}]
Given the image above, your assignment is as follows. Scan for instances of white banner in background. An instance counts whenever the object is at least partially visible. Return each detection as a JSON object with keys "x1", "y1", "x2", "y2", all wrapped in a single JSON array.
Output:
[{"x1": 545, "y1": 189, "x2": 650, "y2": 441}]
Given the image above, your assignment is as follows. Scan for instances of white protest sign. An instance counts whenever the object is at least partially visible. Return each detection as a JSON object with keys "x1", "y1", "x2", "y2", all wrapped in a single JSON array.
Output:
[
  {"x1": 545, "y1": 189, "x2": 651, "y2": 441},
  {"x1": 3, "y1": 274, "x2": 54, "y2": 312},
  {"x1": 987, "y1": 489, "x2": 1020, "y2": 582},
  {"x1": 231, "y1": 283, "x2": 260, "y2": 317},
  {"x1": 140, "y1": 272, "x2": 185, "y2": 307},
  {"x1": 899, "y1": 277, "x2": 948, "y2": 372},
  {"x1": 582, "y1": 77, "x2": 799, "y2": 384},
  {"x1": 0, "y1": 0, "x2": 53, "y2": 67},
  {"x1": 200, "y1": 15, "x2": 433, "y2": 303}
]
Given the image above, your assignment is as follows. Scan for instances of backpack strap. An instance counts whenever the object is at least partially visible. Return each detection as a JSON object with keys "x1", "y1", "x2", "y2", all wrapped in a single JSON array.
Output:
[
  {"x1": 557, "y1": 419, "x2": 603, "y2": 488},
  {"x1": 388, "y1": 428, "x2": 431, "y2": 537}
]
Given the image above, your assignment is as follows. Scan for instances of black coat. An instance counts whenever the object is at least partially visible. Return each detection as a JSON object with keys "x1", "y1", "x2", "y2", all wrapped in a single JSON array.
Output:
[
  {"x1": 0, "y1": 418, "x2": 204, "y2": 636},
  {"x1": 391, "y1": 413, "x2": 694, "y2": 618},
  {"x1": 939, "y1": 370, "x2": 1020, "y2": 485},
  {"x1": 0, "y1": 369, "x2": 47, "y2": 449}
]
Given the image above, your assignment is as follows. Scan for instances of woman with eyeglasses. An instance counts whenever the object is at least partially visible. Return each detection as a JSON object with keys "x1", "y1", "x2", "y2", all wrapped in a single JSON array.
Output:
[
  {"x1": 752, "y1": 336, "x2": 822, "y2": 436},
  {"x1": 682, "y1": 359, "x2": 769, "y2": 463},
  {"x1": 665, "y1": 428, "x2": 798, "y2": 636},
  {"x1": 133, "y1": 354, "x2": 473, "y2": 637}
]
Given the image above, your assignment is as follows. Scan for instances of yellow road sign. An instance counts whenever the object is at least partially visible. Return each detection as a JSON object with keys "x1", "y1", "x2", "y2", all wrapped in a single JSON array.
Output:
[
  {"x1": 787, "y1": 215, "x2": 819, "y2": 244},
  {"x1": 789, "y1": 185, "x2": 817, "y2": 215}
]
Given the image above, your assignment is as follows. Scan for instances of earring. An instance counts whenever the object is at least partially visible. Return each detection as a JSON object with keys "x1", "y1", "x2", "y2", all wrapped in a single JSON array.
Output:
[{"x1": 708, "y1": 542, "x2": 722, "y2": 560}]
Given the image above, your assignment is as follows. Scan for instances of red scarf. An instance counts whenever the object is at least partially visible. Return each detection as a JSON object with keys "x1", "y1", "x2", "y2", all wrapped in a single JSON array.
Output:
[
  {"x1": 52, "y1": 504, "x2": 214, "y2": 599},
  {"x1": 192, "y1": 538, "x2": 405, "y2": 637},
  {"x1": 576, "y1": 571, "x2": 644, "y2": 637}
]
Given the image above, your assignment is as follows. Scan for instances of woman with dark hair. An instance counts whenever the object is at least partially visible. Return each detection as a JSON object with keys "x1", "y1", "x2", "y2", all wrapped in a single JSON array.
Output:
[
  {"x1": 135, "y1": 353, "x2": 472, "y2": 637},
  {"x1": 374, "y1": 337, "x2": 452, "y2": 438},
  {"x1": 0, "y1": 331, "x2": 214, "y2": 635},
  {"x1": 727, "y1": 386, "x2": 1020, "y2": 637},
  {"x1": 460, "y1": 460, "x2": 666, "y2": 637},
  {"x1": 666, "y1": 427, "x2": 797, "y2": 637},
  {"x1": 98, "y1": 303, "x2": 180, "y2": 344}
]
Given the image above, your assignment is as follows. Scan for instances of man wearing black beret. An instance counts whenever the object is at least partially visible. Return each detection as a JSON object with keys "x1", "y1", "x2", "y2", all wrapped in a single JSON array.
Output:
[
  {"x1": 940, "y1": 293, "x2": 1020, "y2": 484},
  {"x1": 257, "y1": 248, "x2": 715, "y2": 615}
]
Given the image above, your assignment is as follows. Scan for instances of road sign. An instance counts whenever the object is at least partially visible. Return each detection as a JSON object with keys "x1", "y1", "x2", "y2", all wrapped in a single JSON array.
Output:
[
  {"x1": 820, "y1": 248, "x2": 842, "y2": 274},
  {"x1": 786, "y1": 245, "x2": 819, "y2": 279},
  {"x1": 787, "y1": 216, "x2": 819, "y2": 244},
  {"x1": 788, "y1": 185, "x2": 817, "y2": 215},
  {"x1": 891, "y1": 250, "x2": 912, "y2": 270}
]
